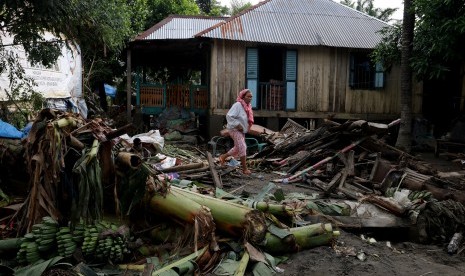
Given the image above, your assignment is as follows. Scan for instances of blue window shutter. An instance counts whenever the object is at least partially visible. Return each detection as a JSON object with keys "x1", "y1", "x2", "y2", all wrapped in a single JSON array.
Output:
[
  {"x1": 246, "y1": 48, "x2": 258, "y2": 108},
  {"x1": 285, "y1": 50, "x2": 297, "y2": 110},
  {"x1": 374, "y1": 62, "x2": 384, "y2": 88}
]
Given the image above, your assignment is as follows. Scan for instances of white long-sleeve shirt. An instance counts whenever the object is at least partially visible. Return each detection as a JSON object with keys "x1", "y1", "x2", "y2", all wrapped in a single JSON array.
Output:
[{"x1": 226, "y1": 102, "x2": 249, "y2": 133}]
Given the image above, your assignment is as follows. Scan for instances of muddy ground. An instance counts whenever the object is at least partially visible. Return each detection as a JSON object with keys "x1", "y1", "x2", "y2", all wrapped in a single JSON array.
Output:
[{"x1": 220, "y1": 152, "x2": 465, "y2": 275}]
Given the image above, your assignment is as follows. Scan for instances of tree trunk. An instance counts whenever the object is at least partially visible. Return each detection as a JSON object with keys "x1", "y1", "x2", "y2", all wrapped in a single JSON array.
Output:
[{"x1": 395, "y1": 0, "x2": 415, "y2": 152}]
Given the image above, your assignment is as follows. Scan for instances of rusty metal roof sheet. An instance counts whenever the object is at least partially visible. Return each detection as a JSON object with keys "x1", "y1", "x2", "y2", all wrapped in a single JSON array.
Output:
[
  {"x1": 196, "y1": 0, "x2": 390, "y2": 48},
  {"x1": 135, "y1": 15, "x2": 226, "y2": 40}
]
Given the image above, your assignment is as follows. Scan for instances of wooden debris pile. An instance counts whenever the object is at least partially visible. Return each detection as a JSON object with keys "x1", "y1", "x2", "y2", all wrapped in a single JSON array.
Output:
[{"x1": 237, "y1": 118, "x2": 465, "y2": 244}]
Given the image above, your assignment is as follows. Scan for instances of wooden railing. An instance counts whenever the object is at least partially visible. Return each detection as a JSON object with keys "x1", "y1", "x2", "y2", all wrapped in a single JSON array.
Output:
[
  {"x1": 259, "y1": 81, "x2": 285, "y2": 111},
  {"x1": 138, "y1": 83, "x2": 208, "y2": 114}
]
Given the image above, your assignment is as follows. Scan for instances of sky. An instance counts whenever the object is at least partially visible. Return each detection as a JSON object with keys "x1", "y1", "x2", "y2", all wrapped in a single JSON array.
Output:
[{"x1": 218, "y1": 0, "x2": 404, "y2": 20}]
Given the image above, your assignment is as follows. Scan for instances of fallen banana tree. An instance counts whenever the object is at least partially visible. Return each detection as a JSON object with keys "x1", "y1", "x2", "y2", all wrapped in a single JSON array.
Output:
[
  {"x1": 263, "y1": 223, "x2": 339, "y2": 253},
  {"x1": 149, "y1": 186, "x2": 267, "y2": 245},
  {"x1": 148, "y1": 187, "x2": 218, "y2": 250}
]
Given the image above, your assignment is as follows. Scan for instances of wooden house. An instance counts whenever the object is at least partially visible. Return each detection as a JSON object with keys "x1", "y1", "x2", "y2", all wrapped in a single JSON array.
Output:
[{"x1": 127, "y1": 0, "x2": 422, "y2": 136}]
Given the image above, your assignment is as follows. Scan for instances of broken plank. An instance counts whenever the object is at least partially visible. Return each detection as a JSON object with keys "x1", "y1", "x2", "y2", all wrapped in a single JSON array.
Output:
[
  {"x1": 310, "y1": 215, "x2": 413, "y2": 228},
  {"x1": 206, "y1": 151, "x2": 223, "y2": 188}
]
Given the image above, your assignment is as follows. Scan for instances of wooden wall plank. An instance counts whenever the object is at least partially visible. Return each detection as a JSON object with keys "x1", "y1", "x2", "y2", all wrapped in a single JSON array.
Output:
[{"x1": 210, "y1": 41, "x2": 422, "y2": 118}]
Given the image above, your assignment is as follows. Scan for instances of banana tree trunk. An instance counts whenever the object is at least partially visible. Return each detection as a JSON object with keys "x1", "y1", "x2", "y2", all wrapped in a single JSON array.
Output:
[
  {"x1": 149, "y1": 189, "x2": 216, "y2": 248},
  {"x1": 262, "y1": 223, "x2": 338, "y2": 253},
  {"x1": 151, "y1": 187, "x2": 267, "y2": 244}
]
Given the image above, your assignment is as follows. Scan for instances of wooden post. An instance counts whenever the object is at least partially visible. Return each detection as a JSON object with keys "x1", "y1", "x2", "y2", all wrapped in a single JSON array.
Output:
[{"x1": 126, "y1": 48, "x2": 132, "y2": 119}]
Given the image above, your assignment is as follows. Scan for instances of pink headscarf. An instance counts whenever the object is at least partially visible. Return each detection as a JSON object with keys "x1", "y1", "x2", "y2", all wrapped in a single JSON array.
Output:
[{"x1": 237, "y1": 89, "x2": 254, "y2": 129}]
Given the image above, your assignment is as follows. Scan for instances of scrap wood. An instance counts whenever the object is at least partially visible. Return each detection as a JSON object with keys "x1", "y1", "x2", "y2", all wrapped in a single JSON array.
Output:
[
  {"x1": 160, "y1": 162, "x2": 205, "y2": 173},
  {"x1": 178, "y1": 166, "x2": 210, "y2": 175},
  {"x1": 273, "y1": 126, "x2": 329, "y2": 153},
  {"x1": 360, "y1": 195, "x2": 406, "y2": 216},
  {"x1": 274, "y1": 137, "x2": 367, "y2": 183},
  {"x1": 402, "y1": 177, "x2": 465, "y2": 205},
  {"x1": 287, "y1": 137, "x2": 339, "y2": 173},
  {"x1": 337, "y1": 150, "x2": 355, "y2": 176},
  {"x1": 325, "y1": 118, "x2": 400, "y2": 135},
  {"x1": 309, "y1": 215, "x2": 413, "y2": 229},
  {"x1": 206, "y1": 152, "x2": 223, "y2": 188},
  {"x1": 325, "y1": 172, "x2": 343, "y2": 196}
]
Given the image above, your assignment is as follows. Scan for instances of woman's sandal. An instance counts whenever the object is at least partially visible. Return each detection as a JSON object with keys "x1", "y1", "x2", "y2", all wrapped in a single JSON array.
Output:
[{"x1": 242, "y1": 169, "x2": 251, "y2": 175}]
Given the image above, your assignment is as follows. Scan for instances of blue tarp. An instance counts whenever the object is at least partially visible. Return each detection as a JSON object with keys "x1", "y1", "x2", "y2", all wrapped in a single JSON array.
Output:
[
  {"x1": 104, "y1": 83, "x2": 117, "y2": 98},
  {"x1": 0, "y1": 120, "x2": 25, "y2": 139}
]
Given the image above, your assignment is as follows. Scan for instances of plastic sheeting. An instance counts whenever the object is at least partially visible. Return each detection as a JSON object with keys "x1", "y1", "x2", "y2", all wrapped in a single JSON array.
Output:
[{"x1": 0, "y1": 120, "x2": 25, "y2": 139}]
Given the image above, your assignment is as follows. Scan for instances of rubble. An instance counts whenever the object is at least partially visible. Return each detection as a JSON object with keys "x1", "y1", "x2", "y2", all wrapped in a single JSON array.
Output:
[{"x1": 0, "y1": 110, "x2": 465, "y2": 275}]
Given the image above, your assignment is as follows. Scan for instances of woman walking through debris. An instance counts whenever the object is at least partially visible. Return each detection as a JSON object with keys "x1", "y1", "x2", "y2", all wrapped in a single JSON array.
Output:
[{"x1": 219, "y1": 89, "x2": 254, "y2": 175}]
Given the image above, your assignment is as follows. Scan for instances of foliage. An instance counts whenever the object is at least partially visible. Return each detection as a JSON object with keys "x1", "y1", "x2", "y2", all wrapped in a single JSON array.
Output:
[
  {"x1": 0, "y1": 47, "x2": 44, "y2": 128},
  {"x1": 230, "y1": 0, "x2": 253, "y2": 15},
  {"x1": 372, "y1": 0, "x2": 465, "y2": 80},
  {"x1": 1, "y1": 0, "x2": 144, "y2": 119},
  {"x1": 207, "y1": 1, "x2": 230, "y2": 16},
  {"x1": 196, "y1": 0, "x2": 214, "y2": 14},
  {"x1": 371, "y1": 23, "x2": 402, "y2": 71},
  {"x1": 339, "y1": 0, "x2": 398, "y2": 22},
  {"x1": 144, "y1": 0, "x2": 201, "y2": 29},
  {"x1": 411, "y1": 0, "x2": 465, "y2": 80}
]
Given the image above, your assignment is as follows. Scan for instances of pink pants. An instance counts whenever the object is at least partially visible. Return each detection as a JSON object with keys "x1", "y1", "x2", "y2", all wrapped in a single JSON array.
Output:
[{"x1": 227, "y1": 129, "x2": 247, "y2": 158}]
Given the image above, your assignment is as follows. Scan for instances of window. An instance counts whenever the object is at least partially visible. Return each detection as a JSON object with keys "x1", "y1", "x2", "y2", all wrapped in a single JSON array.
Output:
[{"x1": 349, "y1": 52, "x2": 384, "y2": 89}]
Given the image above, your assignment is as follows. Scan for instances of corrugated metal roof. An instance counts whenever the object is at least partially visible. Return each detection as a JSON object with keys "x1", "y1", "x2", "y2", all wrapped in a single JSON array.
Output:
[
  {"x1": 135, "y1": 15, "x2": 226, "y2": 40},
  {"x1": 196, "y1": 0, "x2": 390, "y2": 48}
]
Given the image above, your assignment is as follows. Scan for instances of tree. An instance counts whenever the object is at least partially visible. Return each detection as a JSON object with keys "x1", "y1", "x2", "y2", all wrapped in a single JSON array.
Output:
[
  {"x1": 144, "y1": 0, "x2": 200, "y2": 29},
  {"x1": 195, "y1": 0, "x2": 229, "y2": 16},
  {"x1": 196, "y1": 0, "x2": 213, "y2": 14},
  {"x1": 339, "y1": 0, "x2": 398, "y2": 22},
  {"x1": 0, "y1": 0, "x2": 154, "y2": 118},
  {"x1": 372, "y1": 0, "x2": 465, "y2": 148},
  {"x1": 396, "y1": 0, "x2": 415, "y2": 152},
  {"x1": 230, "y1": 0, "x2": 252, "y2": 15},
  {"x1": 410, "y1": 0, "x2": 465, "y2": 80}
]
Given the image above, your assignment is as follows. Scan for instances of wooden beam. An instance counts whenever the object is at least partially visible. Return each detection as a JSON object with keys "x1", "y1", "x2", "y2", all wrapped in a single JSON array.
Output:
[{"x1": 206, "y1": 151, "x2": 223, "y2": 188}]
